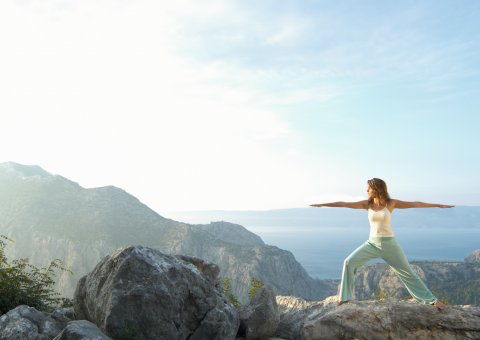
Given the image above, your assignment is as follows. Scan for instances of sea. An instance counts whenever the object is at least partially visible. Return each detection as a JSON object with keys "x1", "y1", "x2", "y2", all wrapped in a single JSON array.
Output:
[{"x1": 245, "y1": 225, "x2": 480, "y2": 280}]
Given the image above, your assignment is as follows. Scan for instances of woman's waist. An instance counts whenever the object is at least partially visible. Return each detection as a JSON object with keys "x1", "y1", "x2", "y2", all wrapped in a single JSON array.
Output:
[{"x1": 369, "y1": 236, "x2": 395, "y2": 242}]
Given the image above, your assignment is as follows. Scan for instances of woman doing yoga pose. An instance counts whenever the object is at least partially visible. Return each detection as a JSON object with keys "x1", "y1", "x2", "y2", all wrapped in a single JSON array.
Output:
[{"x1": 310, "y1": 178, "x2": 454, "y2": 310}]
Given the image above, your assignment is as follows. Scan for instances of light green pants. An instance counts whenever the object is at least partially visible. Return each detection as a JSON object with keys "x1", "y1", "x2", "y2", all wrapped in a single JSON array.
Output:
[{"x1": 339, "y1": 237, "x2": 437, "y2": 304}]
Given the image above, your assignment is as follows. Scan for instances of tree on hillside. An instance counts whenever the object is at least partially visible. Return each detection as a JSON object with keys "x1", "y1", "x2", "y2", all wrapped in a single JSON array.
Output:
[{"x1": 0, "y1": 235, "x2": 73, "y2": 313}]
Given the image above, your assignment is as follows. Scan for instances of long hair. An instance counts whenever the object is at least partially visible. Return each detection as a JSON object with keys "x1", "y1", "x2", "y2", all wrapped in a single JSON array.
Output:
[{"x1": 367, "y1": 178, "x2": 390, "y2": 207}]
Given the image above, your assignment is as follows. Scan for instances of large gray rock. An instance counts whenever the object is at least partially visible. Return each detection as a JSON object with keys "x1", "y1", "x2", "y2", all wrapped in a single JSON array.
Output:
[
  {"x1": 276, "y1": 296, "x2": 480, "y2": 340},
  {"x1": 53, "y1": 320, "x2": 112, "y2": 340},
  {"x1": 74, "y1": 245, "x2": 239, "y2": 340},
  {"x1": 238, "y1": 286, "x2": 280, "y2": 340},
  {"x1": 0, "y1": 305, "x2": 67, "y2": 340}
]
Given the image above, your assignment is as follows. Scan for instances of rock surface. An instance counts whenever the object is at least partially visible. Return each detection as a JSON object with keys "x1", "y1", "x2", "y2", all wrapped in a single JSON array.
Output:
[
  {"x1": 238, "y1": 286, "x2": 280, "y2": 340},
  {"x1": 0, "y1": 305, "x2": 67, "y2": 340},
  {"x1": 276, "y1": 296, "x2": 480, "y2": 340},
  {"x1": 74, "y1": 245, "x2": 239, "y2": 340},
  {"x1": 53, "y1": 320, "x2": 112, "y2": 340}
]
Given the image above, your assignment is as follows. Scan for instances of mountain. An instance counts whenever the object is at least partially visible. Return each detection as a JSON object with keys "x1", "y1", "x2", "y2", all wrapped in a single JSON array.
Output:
[{"x1": 0, "y1": 162, "x2": 336, "y2": 303}]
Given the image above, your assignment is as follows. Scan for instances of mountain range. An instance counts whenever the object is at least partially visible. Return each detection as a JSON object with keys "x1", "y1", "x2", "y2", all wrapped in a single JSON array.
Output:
[{"x1": 0, "y1": 162, "x2": 336, "y2": 303}]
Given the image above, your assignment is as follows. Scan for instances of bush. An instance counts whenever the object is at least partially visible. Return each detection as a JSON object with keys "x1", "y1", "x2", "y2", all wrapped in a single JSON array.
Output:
[
  {"x1": 223, "y1": 277, "x2": 240, "y2": 308},
  {"x1": 248, "y1": 277, "x2": 264, "y2": 301},
  {"x1": 0, "y1": 235, "x2": 73, "y2": 313}
]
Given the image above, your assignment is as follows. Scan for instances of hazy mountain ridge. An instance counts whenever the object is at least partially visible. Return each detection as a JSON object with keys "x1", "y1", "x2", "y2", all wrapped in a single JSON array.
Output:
[{"x1": 0, "y1": 162, "x2": 334, "y2": 302}]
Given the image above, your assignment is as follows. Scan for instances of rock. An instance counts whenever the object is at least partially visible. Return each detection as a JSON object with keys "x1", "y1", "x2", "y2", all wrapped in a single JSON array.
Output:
[
  {"x1": 0, "y1": 305, "x2": 67, "y2": 340},
  {"x1": 238, "y1": 286, "x2": 280, "y2": 340},
  {"x1": 53, "y1": 320, "x2": 112, "y2": 340},
  {"x1": 74, "y1": 245, "x2": 239, "y2": 340},
  {"x1": 275, "y1": 296, "x2": 336, "y2": 340},
  {"x1": 276, "y1": 296, "x2": 480, "y2": 340},
  {"x1": 51, "y1": 307, "x2": 75, "y2": 324},
  {"x1": 175, "y1": 254, "x2": 220, "y2": 286},
  {"x1": 465, "y1": 249, "x2": 480, "y2": 263}
]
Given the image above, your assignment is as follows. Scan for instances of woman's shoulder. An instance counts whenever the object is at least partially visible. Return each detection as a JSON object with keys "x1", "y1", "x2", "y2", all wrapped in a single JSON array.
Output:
[{"x1": 386, "y1": 199, "x2": 400, "y2": 210}]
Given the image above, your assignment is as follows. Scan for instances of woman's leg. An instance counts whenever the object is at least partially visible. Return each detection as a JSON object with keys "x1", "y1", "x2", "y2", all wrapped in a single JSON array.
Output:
[
  {"x1": 339, "y1": 241, "x2": 381, "y2": 302},
  {"x1": 380, "y1": 239, "x2": 437, "y2": 304}
]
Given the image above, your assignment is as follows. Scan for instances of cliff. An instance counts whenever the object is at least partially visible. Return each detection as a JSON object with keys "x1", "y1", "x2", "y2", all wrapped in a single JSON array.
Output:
[{"x1": 353, "y1": 248, "x2": 480, "y2": 305}]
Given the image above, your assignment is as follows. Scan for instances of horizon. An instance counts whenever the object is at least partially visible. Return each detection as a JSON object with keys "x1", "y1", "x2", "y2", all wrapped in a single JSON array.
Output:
[{"x1": 1, "y1": 1, "x2": 479, "y2": 212}]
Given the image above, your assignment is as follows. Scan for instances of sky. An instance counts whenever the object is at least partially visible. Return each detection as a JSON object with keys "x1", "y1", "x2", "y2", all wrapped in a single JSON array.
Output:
[{"x1": 0, "y1": 0, "x2": 479, "y2": 212}]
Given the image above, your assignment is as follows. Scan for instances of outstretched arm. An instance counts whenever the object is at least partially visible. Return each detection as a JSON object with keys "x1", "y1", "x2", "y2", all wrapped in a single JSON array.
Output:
[
  {"x1": 390, "y1": 199, "x2": 454, "y2": 209},
  {"x1": 310, "y1": 200, "x2": 368, "y2": 210}
]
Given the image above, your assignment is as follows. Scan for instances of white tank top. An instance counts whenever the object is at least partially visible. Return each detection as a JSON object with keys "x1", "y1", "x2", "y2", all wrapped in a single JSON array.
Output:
[{"x1": 368, "y1": 205, "x2": 395, "y2": 238}]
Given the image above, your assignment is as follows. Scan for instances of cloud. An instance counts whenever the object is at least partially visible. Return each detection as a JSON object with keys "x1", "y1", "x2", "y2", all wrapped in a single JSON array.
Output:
[
  {"x1": 0, "y1": 0, "x2": 315, "y2": 210},
  {"x1": 1, "y1": 0, "x2": 478, "y2": 210}
]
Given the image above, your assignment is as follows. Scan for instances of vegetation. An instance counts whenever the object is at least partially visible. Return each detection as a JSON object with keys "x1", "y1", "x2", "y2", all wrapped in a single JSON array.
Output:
[
  {"x1": 222, "y1": 277, "x2": 240, "y2": 308},
  {"x1": 223, "y1": 276, "x2": 266, "y2": 307},
  {"x1": 0, "y1": 235, "x2": 73, "y2": 313},
  {"x1": 248, "y1": 277, "x2": 264, "y2": 301}
]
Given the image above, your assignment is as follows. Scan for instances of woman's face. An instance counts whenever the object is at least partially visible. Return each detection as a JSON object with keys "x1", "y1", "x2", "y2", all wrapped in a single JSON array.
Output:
[{"x1": 367, "y1": 185, "x2": 374, "y2": 199}]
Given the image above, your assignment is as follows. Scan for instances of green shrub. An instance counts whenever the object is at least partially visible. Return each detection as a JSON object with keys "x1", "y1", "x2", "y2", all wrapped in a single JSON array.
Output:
[
  {"x1": 222, "y1": 277, "x2": 240, "y2": 308},
  {"x1": 0, "y1": 235, "x2": 73, "y2": 313},
  {"x1": 248, "y1": 277, "x2": 264, "y2": 301}
]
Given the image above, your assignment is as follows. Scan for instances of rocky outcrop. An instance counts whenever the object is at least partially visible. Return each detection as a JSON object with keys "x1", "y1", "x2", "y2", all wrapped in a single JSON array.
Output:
[
  {"x1": 353, "y1": 251, "x2": 480, "y2": 305},
  {"x1": 74, "y1": 245, "x2": 239, "y2": 340},
  {"x1": 353, "y1": 263, "x2": 427, "y2": 300},
  {"x1": 0, "y1": 305, "x2": 68, "y2": 340},
  {"x1": 276, "y1": 296, "x2": 480, "y2": 340},
  {"x1": 238, "y1": 286, "x2": 280, "y2": 339},
  {"x1": 53, "y1": 320, "x2": 112, "y2": 340}
]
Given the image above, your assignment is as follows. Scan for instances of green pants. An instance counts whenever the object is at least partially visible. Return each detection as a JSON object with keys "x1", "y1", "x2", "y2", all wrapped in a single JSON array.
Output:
[{"x1": 339, "y1": 237, "x2": 437, "y2": 304}]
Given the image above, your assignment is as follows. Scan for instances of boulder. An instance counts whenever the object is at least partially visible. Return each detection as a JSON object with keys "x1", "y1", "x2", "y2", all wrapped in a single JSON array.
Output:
[
  {"x1": 238, "y1": 286, "x2": 280, "y2": 339},
  {"x1": 276, "y1": 296, "x2": 480, "y2": 340},
  {"x1": 0, "y1": 305, "x2": 67, "y2": 340},
  {"x1": 53, "y1": 320, "x2": 112, "y2": 340},
  {"x1": 175, "y1": 254, "x2": 220, "y2": 286},
  {"x1": 50, "y1": 307, "x2": 75, "y2": 323},
  {"x1": 74, "y1": 245, "x2": 239, "y2": 340}
]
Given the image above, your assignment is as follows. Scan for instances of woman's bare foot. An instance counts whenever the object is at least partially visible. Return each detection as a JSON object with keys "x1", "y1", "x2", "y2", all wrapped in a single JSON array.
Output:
[
  {"x1": 337, "y1": 300, "x2": 349, "y2": 306},
  {"x1": 432, "y1": 299, "x2": 445, "y2": 310}
]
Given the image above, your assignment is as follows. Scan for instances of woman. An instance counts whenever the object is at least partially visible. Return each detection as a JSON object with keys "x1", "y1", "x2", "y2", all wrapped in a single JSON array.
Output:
[{"x1": 310, "y1": 178, "x2": 454, "y2": 310}]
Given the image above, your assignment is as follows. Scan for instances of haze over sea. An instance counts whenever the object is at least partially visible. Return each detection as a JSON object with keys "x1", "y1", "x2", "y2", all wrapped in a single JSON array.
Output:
[{"x1": 168, "y1": 207, "x2": 480, "y2": 280}]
